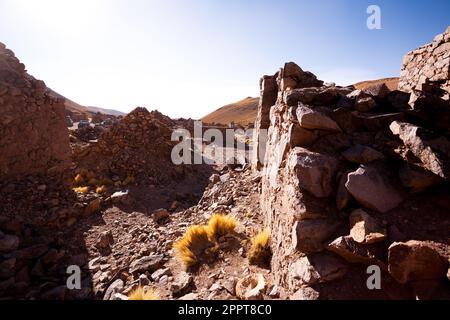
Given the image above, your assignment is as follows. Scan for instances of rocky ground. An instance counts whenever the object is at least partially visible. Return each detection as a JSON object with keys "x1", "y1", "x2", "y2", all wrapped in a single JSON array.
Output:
[{"x1": 62, "y1": 161, "x2": 271, "y2": 300}]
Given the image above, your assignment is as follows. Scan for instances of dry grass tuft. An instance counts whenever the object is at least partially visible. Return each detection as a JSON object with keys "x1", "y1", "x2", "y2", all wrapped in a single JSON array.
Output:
[
  {"x1": 248, "y1": 229, "x2": 271, "y2": 267},
  {"x1": 173, "y1": 225, "x2": 211, "y2": 269},
  {"x1": 207, "y1": 214, "x2": 237, "y2": 240},
  {"x1": 96, "y1": 185, "x2": 107, "y2": 194},
  {"x1": 73, "y1": 173, "x2": 84, "y2": 186},
  {"x1": 73, "y1": 186, "x2": 89, "y2": 194},
  {"x1": 128, "y1": 287, "x2": 159, "y2": 300},
  {"x1": 173, "y1": 214, "x2": 238, "y2": 269}
]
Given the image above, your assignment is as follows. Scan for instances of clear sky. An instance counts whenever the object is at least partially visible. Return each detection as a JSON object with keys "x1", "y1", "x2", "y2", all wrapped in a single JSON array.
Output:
[{"x1": 0, "y1": 0, "x2": 449, "y2": 118}]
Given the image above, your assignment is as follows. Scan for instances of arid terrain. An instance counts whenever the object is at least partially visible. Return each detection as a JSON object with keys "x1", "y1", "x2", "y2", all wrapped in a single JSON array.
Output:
[{"x1": 0, "y1": 27, "x2": 449, "y2": 301}]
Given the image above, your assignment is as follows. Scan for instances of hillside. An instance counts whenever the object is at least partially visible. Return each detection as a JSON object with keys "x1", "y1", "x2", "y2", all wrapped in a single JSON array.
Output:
[
  {"x1": 48, "y1": 88, "x2": 125, "y2": 117},
  {"x1": 201, "y1": 97, "x2": 259, "y2": 126},
  {"x1": 354, "y1": 77, "x2": 399, "y2": 91}
]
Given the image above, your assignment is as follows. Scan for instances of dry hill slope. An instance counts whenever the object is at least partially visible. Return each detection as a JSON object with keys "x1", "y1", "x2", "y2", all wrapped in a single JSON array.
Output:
[{"x1": 201, "y1": 97, "x2": 259, "y2": 125}]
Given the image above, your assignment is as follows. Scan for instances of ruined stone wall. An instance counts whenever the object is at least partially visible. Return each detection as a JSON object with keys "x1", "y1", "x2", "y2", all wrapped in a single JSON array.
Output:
[
  {"x1": 255, "y1": 58, "x2": 450, "y2": 299},
  {"x1": 399, "y1": 27, "x2": 450, "y2": 100},
  {"x1": 0, "y1": 43, "x2": 70, "y2": 180}
]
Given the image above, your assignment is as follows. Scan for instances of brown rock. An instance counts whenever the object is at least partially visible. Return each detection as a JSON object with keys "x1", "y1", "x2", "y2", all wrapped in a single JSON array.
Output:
[
  {"x1": 290, "y1": 253, "x2": 348, "y2": 285},
  {"x1": 288, "y1": 148, "x2": 340, "y2": 198},
  {"x1": 296, "y1": 104, "x2": 341, "y2": 132},
  {"x1": 235, "y1": 274, "x2": 266, "y2": 300},
  {"x1": 327, "y1": 236, "x2": 386, "y2": 268},
  {"x1": 84, "y1": 198, "x2": 101, "y2": 216},
  {"x1": 391, "y1": 121, "x2": 450, "y2": 179},
  {"x1": 129, "y1": 255, "x2": 164, "y2": 275},
  {"x1": 388, "y1": 241, "x2": 447, "y2": 284},
  {"x1": 398, "y1": 165, "x2": 442, "y2": 192},
  {"x1": 345, "y1": 164, "x2": 406, "y2": 213},
  {"x1": 292, "y1": 219, "x2": 341, "y2": 254},
  {"x1": 153, "y1": 208, "x2": 170, "y2": 224},
  {"x1": 362, "y1": 83, "x2": 391, "y2": 99},
  {"x1": 349, "y1": 209, "x2": 387, "y2": 244},
  {"x1": 290, "y1": 287, "x2": 320, "y2": 300},
  {"x1": 355, "y1": 97, "x2": 377, "y2": 112},
  {"x1": 289, "y1": 124, "x2": 317, "y2": 147},
  {"x1": 95, "y1": 230, "x2": 114, "y2": 255}
]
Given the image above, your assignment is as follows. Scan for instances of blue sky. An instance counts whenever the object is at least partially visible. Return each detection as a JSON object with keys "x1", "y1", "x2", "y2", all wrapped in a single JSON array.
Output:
[{"x1": 0, "y1": 0, "x2": 449, "y2": 118}]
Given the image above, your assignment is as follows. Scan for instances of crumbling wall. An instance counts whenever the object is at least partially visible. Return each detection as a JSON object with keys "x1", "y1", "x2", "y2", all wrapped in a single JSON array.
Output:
[
  {"x1": 399, "y1": 27, "x2": 450, "y2": 100},
  {"x1": 0, "y1": 42, "x2": 70, "y2": 179},
  {"x1": 256, "y1": 56, "x2": 450, "y2": 298}
]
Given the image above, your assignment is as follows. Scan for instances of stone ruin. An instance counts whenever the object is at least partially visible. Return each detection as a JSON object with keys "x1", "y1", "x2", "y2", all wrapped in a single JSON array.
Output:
[
  {"x1": 253, "y1": 28, "x2": 450, "y2": 299},
  {"x1": 399, "y1": 26, "x2": 450, "y2": 100},
  {"x1": 0, "y1": 42, "x2": 70, "y2": 180}
]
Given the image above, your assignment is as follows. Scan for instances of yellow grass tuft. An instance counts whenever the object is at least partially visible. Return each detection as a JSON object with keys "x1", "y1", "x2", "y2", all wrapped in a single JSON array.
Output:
[
  {"x1": 248, "y1": 228, "x2": 271, "y2": 267},
  {"x1": 207, "y1": 214, "x2": 237, "y2": 240},
  {"x1": 173, "y1": 215, "x2": 237, "y2": 269},
  {"x1": 96, "y1": 185, "x2": 107, "y2": 194},
  {"x1": 173, "y1": 225, "x2": 211, "y2": 269},
  {"x1": 128, "y1": 287, "x2": 159, "y2": 300},
  {"x1": 73, "y1": 186, "x2": 89, "y2": 194}
]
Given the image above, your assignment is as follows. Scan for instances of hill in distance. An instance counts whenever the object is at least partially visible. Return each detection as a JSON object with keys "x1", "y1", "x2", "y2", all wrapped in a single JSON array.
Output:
[
  {"x1": 201, "y1": 96, "x2": 259, "y2": 126},
  {"x1": 48, "y1": 89, "x2": 126, "y2": 117},
  {"x1": 201, "y1": 77, "x2": 400, "y2": 126}
]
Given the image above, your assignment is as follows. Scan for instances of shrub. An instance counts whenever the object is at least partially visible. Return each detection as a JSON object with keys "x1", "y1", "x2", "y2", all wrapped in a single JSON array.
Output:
[
  {"x1": 128, "y1": 287, "x2": 159, "y2": 300},
  {"x1": 173, "y1": 225, "x2": 211, "y2": 269},
  {"x1": 73, "y1": 186, "x2": 89, "y2": 194},
  {"x1": 248, "y1": 229, "x2": 271, "y2": 267},
  {"x1": 207, "y1": 214, "x2": 237, "y2": 240}
]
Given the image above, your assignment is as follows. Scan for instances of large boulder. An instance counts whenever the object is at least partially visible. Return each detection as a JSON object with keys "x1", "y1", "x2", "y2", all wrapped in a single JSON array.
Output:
[
  {"x1": 327, "y1": 236, "x2": 386, "y2": 268},
  {"x1": 390, "y1": 121, "x2": 450, "y2": 179},
  {"x1": 288, "y1": 148, "x2": 341, "y2": 198},
  {"x1": 292, "y1": 219, "x2": 341, "y2": 254},
  {"x1": 290, "y1": 253, "x2": 348, "y2": 285},
  {"x1": 388, "y1": 241, "x2": 447, "y2": 284},
  {"x1": 296, "y1": 104, "x2": 342, "y2": 132},
  {"x1": 345, "y1": 164, "x2": 406, "y2": 213},
  {"x1": 279, "y1": 62, "x2": 323, "y2": 91}
]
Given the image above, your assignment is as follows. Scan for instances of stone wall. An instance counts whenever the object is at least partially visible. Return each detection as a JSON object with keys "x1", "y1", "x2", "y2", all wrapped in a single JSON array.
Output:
[
  {"x1": 254, "y1": 58, "x2": 450, "y2": 298},
  {"x1": 399, "y1": 26, "x2": 450, "y2": 100},
  {"x1": 0, "y1": 43, "x2": 70, "y2": 180}
]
